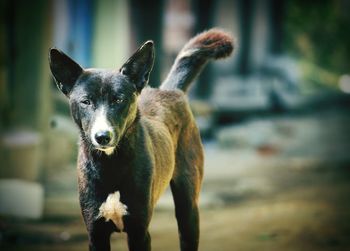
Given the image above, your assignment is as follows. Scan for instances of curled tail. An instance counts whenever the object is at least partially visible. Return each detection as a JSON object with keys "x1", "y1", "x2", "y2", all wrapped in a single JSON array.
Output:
[{"x1": 160, "y1": 28, "x2": 234, "y2": 93}]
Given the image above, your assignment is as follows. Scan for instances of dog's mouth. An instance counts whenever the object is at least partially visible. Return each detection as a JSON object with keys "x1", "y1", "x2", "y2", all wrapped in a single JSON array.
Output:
[{"x1": 95, "y1": 145, "x2": 116, "y2": 155}]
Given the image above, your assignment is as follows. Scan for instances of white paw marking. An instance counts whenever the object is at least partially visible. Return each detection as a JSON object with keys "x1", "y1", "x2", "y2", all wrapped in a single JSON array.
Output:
[{"x1": 97, "y1": 191, "x2": 128, "y2": 231}]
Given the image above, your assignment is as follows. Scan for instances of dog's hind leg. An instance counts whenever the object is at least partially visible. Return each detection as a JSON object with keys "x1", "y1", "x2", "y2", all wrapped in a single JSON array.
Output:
[
  {"x1": 171, "y1": 178, "x2": 200, "y2": 251},
  {"x1": 86, "y1": 220, "x2": 113, "y2": 251},
  {"x1": 171, "y1": 125, "x2": 204, "y2": 251}
]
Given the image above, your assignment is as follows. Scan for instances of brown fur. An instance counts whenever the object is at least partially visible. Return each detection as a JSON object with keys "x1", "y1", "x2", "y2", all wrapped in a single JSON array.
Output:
[{"x1": 137, "y1": 87, "x2": 204, "y2": 204}]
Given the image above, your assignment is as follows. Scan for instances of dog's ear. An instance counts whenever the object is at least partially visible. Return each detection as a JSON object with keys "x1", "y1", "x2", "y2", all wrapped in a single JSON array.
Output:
[
  {"x1": 49, "y1": 48, "x2": 83, "y2": 96},
  {"x1": 119, "y1": 41, "x2": 155, "y2": 92}
]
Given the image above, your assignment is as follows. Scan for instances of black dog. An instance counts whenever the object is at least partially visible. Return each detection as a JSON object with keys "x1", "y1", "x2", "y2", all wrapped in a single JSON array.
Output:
[{"x1": 49, "y1": 28, "x2": 233, "y2": 251}]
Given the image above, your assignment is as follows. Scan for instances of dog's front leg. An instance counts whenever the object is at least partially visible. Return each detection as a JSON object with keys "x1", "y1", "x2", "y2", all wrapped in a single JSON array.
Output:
[
  {"x1": 80, "y1": 200, "x2": 114, "y2": 251},
  {"x1": 123, "y1": 189, "x2": 153, "y2": 250},
  {"x1": 127, "y1": 227, "x2": 151, "y2": 251},
  {"x1": 78, "y1": 177, "x2": 114, "y2": 250},
  {"x1": 123, "y1": 200, "x2": 152, "y2": 251},
  {"x1": 87, "y1": 220, "x2": 112, "y2": 251}
]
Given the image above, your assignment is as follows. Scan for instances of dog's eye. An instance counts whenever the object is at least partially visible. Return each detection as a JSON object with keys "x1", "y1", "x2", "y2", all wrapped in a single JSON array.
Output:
[
  {"x1": 114, "y1": 98, "x2": 124, "y2": 104},
  {"x1": 81, "y1": 99, "x2": 91, "y2": 106}
]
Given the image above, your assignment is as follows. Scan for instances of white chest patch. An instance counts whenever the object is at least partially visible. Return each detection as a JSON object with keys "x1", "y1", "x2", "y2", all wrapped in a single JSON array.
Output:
[{"x1": 97, "y1": 191, "x2": 128, "y2": 231}]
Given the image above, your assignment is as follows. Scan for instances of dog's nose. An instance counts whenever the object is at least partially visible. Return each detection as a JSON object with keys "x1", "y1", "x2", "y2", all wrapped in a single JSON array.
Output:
[{"x1": 95, "y1": 131, "x2": 112, "y2": 145}]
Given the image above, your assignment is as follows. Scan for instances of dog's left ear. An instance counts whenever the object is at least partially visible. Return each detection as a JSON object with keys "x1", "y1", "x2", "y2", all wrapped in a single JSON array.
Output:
[
  {"x1": 49, "y1": 48, "x2": 83, "y2": 96},
  {"x1": 120, "y1": 41, "x2": 155, "y2": 92}
]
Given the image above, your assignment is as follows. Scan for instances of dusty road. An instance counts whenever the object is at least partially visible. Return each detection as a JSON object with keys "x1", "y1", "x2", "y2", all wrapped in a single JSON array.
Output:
[{"x1": 2, "y1": 160, "x2": 350, "y2": 251}]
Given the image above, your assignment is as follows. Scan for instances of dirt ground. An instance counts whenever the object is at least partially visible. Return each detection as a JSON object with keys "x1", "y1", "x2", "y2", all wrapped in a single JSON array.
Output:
[{"x1": 1, "y1": 160, "x2": 350, "y2": 251}]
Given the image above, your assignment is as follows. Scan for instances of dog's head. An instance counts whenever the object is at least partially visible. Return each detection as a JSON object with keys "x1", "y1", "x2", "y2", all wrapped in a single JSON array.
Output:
[{"x1": 49, "y1": 42, "x2": 154, "y2": 155}]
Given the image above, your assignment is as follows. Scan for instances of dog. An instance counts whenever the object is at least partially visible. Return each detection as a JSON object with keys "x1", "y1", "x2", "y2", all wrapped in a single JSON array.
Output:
[{"x1": 49, "y1": 28, "x2": 233, "y2": 251}]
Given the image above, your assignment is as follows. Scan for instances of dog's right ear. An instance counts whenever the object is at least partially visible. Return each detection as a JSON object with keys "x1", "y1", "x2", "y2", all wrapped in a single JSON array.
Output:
[{"x1": 49, "y1": 48, "x2": 83, "y2": 96}]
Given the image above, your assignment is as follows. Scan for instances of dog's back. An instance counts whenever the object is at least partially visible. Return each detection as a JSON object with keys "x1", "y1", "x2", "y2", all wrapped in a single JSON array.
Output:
[{"x1": 139, "y1": 28, "x2": 234, "y2": 143}]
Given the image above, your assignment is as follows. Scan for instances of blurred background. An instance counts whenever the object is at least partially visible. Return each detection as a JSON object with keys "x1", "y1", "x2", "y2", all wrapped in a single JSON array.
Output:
[{"x1": 1, "y1": 0, "x2": 350, "y2": 250}]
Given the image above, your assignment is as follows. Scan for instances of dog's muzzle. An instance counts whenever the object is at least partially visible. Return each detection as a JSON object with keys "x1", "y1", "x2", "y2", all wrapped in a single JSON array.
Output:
[{"x1": 90, "y1": 106, "x2": 117, "y2": 155}]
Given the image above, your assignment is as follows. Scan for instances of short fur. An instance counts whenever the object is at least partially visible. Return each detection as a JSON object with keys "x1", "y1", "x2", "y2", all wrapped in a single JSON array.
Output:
[{"x1": 49, "y1": 28, "x2": 234, "y2": 251}]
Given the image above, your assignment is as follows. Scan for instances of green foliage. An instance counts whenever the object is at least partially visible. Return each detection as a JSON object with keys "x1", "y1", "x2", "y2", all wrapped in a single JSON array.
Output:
[{"x1": 285, "y1": 0, "x2": 350, "y2": 88}]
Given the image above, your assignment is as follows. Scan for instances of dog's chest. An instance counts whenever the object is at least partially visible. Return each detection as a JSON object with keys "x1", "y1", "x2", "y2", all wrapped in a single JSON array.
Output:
[{"x1": 89, "y1": 155, "x2": 129, "y2": 190}]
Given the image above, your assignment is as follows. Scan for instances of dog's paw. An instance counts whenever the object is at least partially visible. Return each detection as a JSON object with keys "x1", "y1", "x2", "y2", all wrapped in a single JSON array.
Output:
[{"x1": 97, "y1": 191, "x2": 128, "y2": 231}]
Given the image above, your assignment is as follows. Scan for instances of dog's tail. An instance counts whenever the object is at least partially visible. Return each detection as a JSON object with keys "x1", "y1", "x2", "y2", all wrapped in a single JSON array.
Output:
[{"x1": 160, "y1": 28, "x2": 234, "y2": 93}]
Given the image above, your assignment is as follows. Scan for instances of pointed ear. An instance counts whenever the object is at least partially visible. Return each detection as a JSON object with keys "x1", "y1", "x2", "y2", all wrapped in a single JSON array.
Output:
[
  {"x1": 49, "y1": 48, "x2": 83, "y2": 96},
  {"x1": 119, "y1": 41, "x2": 155, "y2": 92}
]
